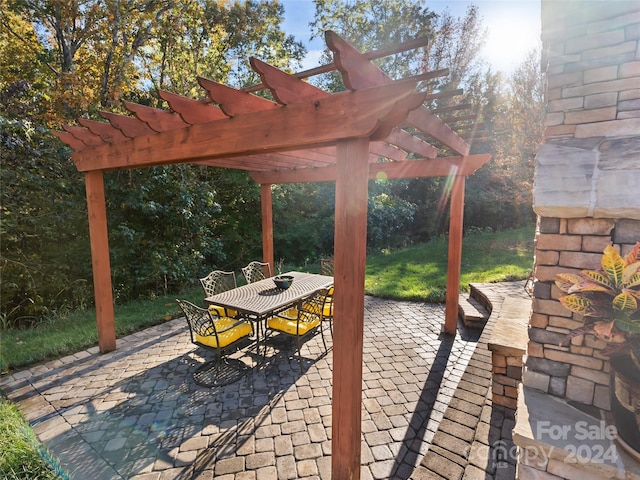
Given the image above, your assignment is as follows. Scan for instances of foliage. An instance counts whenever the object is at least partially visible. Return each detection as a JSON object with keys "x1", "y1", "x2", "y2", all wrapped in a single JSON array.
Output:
[
  {"x1": 0, "y1": 115, "x2": 92, "y2": 329},
  {"x1": 206, "y1": 168, "x2": 264, "y2": 267},
  {"x1": 0, "y1": 399, "x2": 61, "y2": 479},
  {"x1": 5, "y1": 0, "x2": 305, "y2": 111},
  {"x1": 105, "y1": 165, "x2": 228, "y2": 301},
  {"x1": 555, "y1": 243, "x2": 640, "y2": 362},
  {"x1": 367, "y1": 181, "x2": 416, "y2": 250},
  {"x1": 143, "y1": 0, "x2": 306, "y2": 95},
  {"x1": 0, "y1": 0, "x2": 304, "y2": 326},
  {"x1": 272, "y1": 182, "x2": 335, "y2": 264}
]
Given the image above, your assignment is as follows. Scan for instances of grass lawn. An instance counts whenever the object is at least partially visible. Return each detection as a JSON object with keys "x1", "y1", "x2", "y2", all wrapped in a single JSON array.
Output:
[
  {"x1": 366, "y1": 226, "x2": 534, "y2": 302},
  {"x1": 0, "y1": 399, "x2": 62, "y2": 479}
]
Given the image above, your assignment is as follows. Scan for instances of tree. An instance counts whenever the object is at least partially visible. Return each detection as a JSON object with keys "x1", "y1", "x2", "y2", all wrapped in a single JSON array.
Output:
[{"x1": 0, "y1": 0, "x2": 308, "y2": 327}]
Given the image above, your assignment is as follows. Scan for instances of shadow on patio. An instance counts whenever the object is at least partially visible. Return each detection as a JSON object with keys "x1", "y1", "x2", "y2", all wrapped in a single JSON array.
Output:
[{"x1": 1, "y1": 282, "x2": 527, "y2": 479}]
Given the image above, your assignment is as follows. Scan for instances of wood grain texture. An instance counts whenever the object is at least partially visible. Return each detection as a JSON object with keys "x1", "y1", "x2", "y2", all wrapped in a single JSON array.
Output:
[
  {"x1": 332, "y1": 137, "x2": 369, "y2": 480},
  {"x1": 84, "y1": 171, "x2": 116, "y2": 352},
  {"x1": 72, "y1": 82, "x2": 422, "y2": 172},
  {"x1": 260, "y1": 184, "x2": 274, "y2": 273},
  {"x1": 445, "y1": 175, "x2": 466, "y2": 334},
  {"x1": 124, "y1": 101, "x2": 188, "y2": 132}
]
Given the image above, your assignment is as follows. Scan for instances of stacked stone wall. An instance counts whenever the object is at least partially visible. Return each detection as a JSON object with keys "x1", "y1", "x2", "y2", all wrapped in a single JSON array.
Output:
[
  {"x1": 525, "y1": 1, "x2": 640, "y2": 409},
  {"x1": 523, "y1": 218, "x2": 640, "y2": 409},
  {"x1": 517, "y1": 3, "x2": 640, "y2": 477},
  {"x1": 541, "y1": 1, "x2": 640, "y2": 140}
]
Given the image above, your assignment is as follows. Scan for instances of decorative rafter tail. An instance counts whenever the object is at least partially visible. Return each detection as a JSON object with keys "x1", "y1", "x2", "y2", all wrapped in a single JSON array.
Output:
[
  {"x1": 99, "y1": 111, "x2": 156, "y2": 138},
  {"x1": 325, "y1": 30, "x2": 391, "y2": 90},
  {"x1": 123, "y1": 101, "x2": 188, "y2": 132},
  {"x1": 51, "y1": 130, "x2": 88, "y2": 150},
  {"x1": 63, "y1": 125, "x2": 105, "y2": 146},
  {"x1": 369, "y1": 140, "x2": 408, "y2": 162},
  {"x1": 249, "y1": 57, "x2": 328, "y2": 105},
  {"x1": 405, "y1": 108, "x2": 470, "y2": 156},
  {"x1": 371, "y1": 89, "x2": 427, "y2": 141},
  {"x1": 385, "y1": 128, "x2": 438, "y2": 158},
  {"x1": 77, "y1": 118, "x2": 129, "y2": 143},
  {"x1": 196, "y1": 77, "x2": 278, "y2": 116},
  {"x1": 326, "y1": 30, "x2": 470, "y2": 156},
  {"x1": 158, "y1": 89, "x2": 227, "y2": 124}
]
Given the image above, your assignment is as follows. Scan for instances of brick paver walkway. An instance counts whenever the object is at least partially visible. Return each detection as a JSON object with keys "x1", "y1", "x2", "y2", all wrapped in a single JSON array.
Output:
[{"x1": 1, "y1": 282, "x2": 528, "y2": 479}]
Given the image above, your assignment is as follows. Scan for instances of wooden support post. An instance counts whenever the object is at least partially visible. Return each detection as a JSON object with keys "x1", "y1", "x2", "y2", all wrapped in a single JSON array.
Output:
[
  {"x1": 85, "y1": 170, "x2": 116, "y2": 352},
  {"x1": 260, "y1": 183, "x2": 275, "y2": 273},
  {"x1": 332, "y1": 137, "x2": 369, "y2": 479},
  {"x1": 444, "y1": 174, "x2": 465, "y2": 334}
]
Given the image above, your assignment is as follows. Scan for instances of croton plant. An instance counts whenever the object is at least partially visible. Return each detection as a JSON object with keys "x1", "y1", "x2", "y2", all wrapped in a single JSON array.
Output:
[{"x1": 555, "y1": 242, "x2": 640, "y2": 367}]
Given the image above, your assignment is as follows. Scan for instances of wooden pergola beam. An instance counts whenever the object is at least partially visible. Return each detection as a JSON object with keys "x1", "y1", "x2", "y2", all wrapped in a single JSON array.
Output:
[
  {"x1": 72, "y1": 82, "x2": 425, "y2": 172},
  {"x1": 249, "y1": 155, "x2": 491, "y2": 184},
  {"x1": 51, "y1": 130, "x2": 88, "y2": 151},
  {"x1": 84, "y1": 170, "x2": 116, "y2": 352},
  {"x1": 242, "y1": 35, "x2": 436, "y2": 93},
  {"x1": 63, "y1": 125, "x2": 104, "y2": 146},
  {"x1": 157, "y1": 90, "x2": 227, "y2": 124},
  {"x1": 326, "y1": 31, "x2": 470, "y2": 156}
]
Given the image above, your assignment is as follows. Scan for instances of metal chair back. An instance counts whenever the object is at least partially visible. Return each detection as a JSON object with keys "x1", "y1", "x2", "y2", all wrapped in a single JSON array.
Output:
[
  {"x1": 320, "y1": 257, "x2": 334, "y2": 276},
  {"x1": 200, "y1": 270, "x2": 237, "y2": 298},
  {"x1": 242, "y1": 261, "x2": 272, "y2": 284}
]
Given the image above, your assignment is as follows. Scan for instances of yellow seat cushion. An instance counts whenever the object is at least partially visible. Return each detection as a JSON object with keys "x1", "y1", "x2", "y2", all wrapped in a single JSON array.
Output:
[
  {"x1": 277, "y1": 307, "x2": 298, "y2": 319},
  {"x1": 268, "y1": 315, "x2": 320, "y2": 336},
  {"x1": 195, "y1": 317, "x2": 252, "y2": 348},
  {"x1": 208, "y1": 304, "x2": 239, "y2": 318},
  {"x1": 323, "y1": 287, "x2": 334, "y2": 317}
]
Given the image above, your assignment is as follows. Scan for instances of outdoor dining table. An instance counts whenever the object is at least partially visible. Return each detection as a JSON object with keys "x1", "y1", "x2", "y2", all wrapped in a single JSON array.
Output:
[{"x1": 204, "y1": 271, "x2": 334, "y2": 360}]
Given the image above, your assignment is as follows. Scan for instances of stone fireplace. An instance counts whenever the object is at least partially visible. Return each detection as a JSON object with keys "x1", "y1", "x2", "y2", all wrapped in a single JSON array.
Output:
[{"x1": 512, "y1": 1, "x2": 640, "y2": 478}]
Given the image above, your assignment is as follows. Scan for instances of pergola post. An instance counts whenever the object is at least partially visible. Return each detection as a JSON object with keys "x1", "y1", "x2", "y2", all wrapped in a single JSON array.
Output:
[
  {"x1": 85, "y1": 170, "x2": 116, "y2": 352},
  {"x1": 444, "y1": 174, "x2": 466, "y2": 334},
  {"x1": 332, "y1": 137, "x2": 369, "y2": 479},
  {"x1": 260, "y1": 183, "x2": 275, "y2": 273}
]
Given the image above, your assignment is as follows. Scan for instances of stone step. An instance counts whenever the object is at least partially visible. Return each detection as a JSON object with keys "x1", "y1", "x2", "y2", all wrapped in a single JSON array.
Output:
[{"x1": 458, "y1": 292, "x2": 490, "y2": 329}]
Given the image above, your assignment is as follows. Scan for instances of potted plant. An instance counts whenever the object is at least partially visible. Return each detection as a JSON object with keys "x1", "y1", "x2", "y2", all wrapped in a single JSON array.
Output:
[{"x1": 555, "y1": 241, "x2": 640, "y2": 455}]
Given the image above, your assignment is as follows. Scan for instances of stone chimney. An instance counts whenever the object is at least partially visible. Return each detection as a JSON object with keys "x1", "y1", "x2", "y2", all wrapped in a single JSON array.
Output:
[
  {"x1": 512, "y1": 3, "x2": 640, "y2": 479},
  {"x1": 525, "y1": 0, "x2": 640, "y2": 409}
]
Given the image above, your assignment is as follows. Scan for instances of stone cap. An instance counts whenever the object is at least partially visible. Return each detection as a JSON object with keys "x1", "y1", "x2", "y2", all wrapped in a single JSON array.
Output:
[
  {"x1": 513, "y1": 385, "x2": 640, "y2": 478},
  {"x1": 533, "y1": 136, "x2": 640, "y2": 220},
  {"x1": 488, "y1": 296, "x2": 531, "y2": 357}
]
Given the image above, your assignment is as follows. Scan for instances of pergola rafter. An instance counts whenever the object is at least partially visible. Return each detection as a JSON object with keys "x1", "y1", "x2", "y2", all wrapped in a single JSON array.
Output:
[{"x1": 53, "y1": 31, "x2": 490, "y2": 480}]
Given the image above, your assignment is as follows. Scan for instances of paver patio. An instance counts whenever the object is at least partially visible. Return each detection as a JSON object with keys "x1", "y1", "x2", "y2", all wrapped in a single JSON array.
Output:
[{"x1": 0, "y1": 282, "x2": 527, "y2": 479}]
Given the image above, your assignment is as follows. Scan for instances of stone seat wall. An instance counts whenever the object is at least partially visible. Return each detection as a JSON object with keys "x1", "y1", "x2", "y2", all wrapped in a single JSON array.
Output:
[{"x1": 488, "y1": 297, "x2": 531, "y2": 410}]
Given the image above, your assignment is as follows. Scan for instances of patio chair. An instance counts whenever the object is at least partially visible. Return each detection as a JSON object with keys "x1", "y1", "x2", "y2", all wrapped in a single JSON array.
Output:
[
  {"x1": 242, "y1": 261, "x2": 272, "y2": 284},
  {"x1": 176, "y1": 299, "x2": 253, "y2": 388},
  {"x1": 323, "y1": 285, "x2": 334, "y2": 336},
  {"x1": 320, "y1": 257, "x2": 334, "y2": 276},
  {"x1": 200, "y1": 270, "x2": 238, "y2": 317},
  {"x1": 265, "y1": 289, "x2": 328, "y2": 364}
]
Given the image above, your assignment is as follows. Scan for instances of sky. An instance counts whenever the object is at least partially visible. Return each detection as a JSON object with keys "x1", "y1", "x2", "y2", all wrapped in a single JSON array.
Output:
[{"x1": 280, "y1": 0, "x2": 541, "y2": 75}]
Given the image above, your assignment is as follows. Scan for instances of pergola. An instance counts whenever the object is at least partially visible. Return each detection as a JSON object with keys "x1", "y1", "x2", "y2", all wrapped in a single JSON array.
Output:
[{"x1": 53, "y1": 31, "x2": 490, "y2": 479}]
